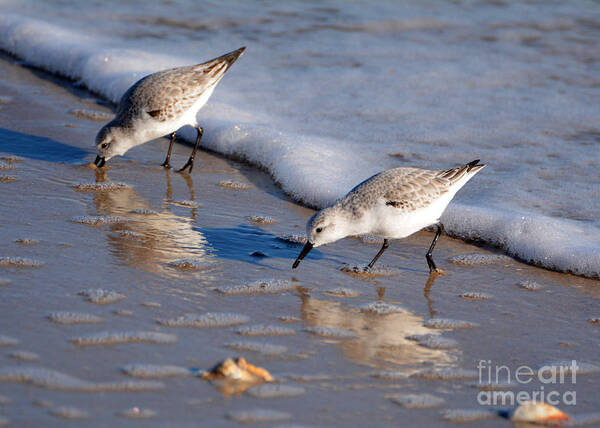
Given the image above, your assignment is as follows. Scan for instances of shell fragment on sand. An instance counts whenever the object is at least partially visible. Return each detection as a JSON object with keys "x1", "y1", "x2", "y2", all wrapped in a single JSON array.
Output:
[
  {"x1": 511, "y1": 401, "x2": 570, "y2": 424},
  {"x1": 201, "y1": 357, "x2": 274, "y2": 383}
]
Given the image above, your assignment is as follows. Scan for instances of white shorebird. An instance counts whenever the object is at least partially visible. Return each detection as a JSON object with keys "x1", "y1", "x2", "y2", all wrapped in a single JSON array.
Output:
[
  {"x1": 292, "y1": 160, "x2": 486, "y2": 273},
  {"x1": 94, "y1": 47, "x2": 246, "y2": 173}
]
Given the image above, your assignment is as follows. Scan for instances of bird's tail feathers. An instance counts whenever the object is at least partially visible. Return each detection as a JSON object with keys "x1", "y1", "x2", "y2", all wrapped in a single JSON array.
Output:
[
  {"x1": 438, "y1": 159, "x2": 486, "y2": 183},
  {"x1": 193, "y1": 46, "x2": 246, "y2": 80}
]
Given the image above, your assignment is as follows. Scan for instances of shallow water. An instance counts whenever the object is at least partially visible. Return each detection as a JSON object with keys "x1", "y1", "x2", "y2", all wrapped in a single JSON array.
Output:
[
  {"x1": 0, "y1": 55, "x2": 599, "y2": 427},
  {"x1": 0, "y1": 0, "x2": 599, "y2": 276}
]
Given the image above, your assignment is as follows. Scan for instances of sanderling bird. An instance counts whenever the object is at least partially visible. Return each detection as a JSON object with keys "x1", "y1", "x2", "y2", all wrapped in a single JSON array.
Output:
[
  {"x1": 93, "y1": 46, "x2": 246, "y2": 173},
  {"x1": 292, "y1": 160, "x2": 486, "y2": 273}
]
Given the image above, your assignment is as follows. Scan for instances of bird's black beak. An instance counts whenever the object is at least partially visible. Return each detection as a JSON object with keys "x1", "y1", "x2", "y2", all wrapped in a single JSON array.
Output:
[
  {"x1": 292, "y1": 242, "x2": 314, "y2": 269},
  {"x1": 94, "y1": 155, "x2": 106, "y2": 168}
]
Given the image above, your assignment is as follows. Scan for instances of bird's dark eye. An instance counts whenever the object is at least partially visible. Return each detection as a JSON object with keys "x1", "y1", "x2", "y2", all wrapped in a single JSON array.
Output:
[
  {"x1": 101, "y1": 143, "x2": 108, "y2": 149},
  {"x1": 316, "y1": 227, "x2": 323, "y2": 233}
]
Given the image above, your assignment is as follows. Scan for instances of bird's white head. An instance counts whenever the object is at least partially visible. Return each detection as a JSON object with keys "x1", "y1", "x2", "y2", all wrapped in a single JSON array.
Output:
[
  {"x1": 306, "y1": 207, "x2": 349, "y2": 248},
  {"x1": 292, "y1": 206, "x2": 350, "y2": 269},
  {"x1": 93, "y1": 123, "x2": 134, "y2": 167}
]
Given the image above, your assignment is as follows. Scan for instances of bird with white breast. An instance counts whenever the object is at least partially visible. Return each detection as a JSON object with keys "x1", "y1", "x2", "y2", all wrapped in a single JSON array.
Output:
[
  {"x1": 292, "y1": 160, "x2": 486, "y2": 274},
  {"x1": 93, "y1": 47, "x2": 246, "y2": 173}
]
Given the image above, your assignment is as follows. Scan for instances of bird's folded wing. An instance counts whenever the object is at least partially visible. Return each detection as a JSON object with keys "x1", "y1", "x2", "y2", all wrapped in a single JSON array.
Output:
[
  {"x1": 140, "y1": 68, "x2": 212, "y2": 121},
  {"x1": 382, "y1": 170, "x2": 449, "y2": 211}
]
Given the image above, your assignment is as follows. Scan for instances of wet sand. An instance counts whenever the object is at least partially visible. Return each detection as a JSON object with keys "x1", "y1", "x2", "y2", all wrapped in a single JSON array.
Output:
[{"x1": 0, "y1": 53, "x2": 599, "y2": 427}]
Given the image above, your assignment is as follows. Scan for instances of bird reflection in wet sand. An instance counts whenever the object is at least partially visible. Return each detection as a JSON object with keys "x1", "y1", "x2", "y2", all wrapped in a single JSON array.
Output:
[
  {"x1": 299, "y1": 290, "x2": 457, "y2": 373},
  {"x1": 90, "y1": 170, "x2": 212, "y2": 277}
]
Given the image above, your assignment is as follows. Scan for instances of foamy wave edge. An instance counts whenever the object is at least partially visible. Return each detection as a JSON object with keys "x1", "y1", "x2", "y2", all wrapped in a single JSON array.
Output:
[{"x1": 0, "y1": 13, "x2": 598, "y2": 278}]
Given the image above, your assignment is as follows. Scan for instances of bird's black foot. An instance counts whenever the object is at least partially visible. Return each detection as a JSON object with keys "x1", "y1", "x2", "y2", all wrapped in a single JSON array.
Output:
[
  {"x1": 177, "y1": 158, "x2": 194, "y2": 174},
  {"x1": 161, "y1": 161, "x2": 172, "y2": 169}
]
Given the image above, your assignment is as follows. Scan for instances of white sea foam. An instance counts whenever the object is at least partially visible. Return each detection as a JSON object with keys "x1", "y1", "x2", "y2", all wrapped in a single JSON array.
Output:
[{"x1": 0, "y1": 2, "x2": 599, "y2": 277}]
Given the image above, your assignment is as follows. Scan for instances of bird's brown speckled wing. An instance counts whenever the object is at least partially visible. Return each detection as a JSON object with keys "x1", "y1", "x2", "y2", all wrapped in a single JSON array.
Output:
[
  {"x1": 381, "y1": 169, "x2": 450, "y2": 212},
  {"x1": 115, "y1": 47, "x2": 245, "y2": 124},
  {"x1": 340, "y1": 163, "x2": 478, "y2": 217}
]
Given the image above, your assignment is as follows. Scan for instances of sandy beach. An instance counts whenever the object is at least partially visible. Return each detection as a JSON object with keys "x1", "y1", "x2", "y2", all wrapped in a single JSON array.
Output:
[{"x1": 0, "y1": 52, "x2": 599, "y2": 428}]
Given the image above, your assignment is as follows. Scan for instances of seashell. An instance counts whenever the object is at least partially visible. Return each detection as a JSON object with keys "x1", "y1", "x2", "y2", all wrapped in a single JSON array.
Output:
[{"x1": 511, "y1": 401, "x2": 570, "y2": 424}]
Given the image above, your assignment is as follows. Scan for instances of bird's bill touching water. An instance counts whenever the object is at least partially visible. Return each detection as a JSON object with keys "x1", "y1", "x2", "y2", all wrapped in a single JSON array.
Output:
[
  {"x1": 94, "y1": 155, "x2": 106, "y2": 168},
  {"x1": 292, "y1": 242, "x2": 314, "y2": 269}
]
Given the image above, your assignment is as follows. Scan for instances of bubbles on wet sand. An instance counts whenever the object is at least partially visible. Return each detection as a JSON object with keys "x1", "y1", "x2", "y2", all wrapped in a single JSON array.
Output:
[
  {"x1": 0, "y1": 155, "x2": 21, "y2": 162},
  {"x1": 227, "y1": 341, "x2": 288, "y2": 356},
  {"x1": 442, "y1": 409, "x2": 496, "y2": 423},
  {"x1": 157, "y1": 312, "x2": 249, "y2": 328},
  {"x1": 450, "y1": 253, "x2": 512, "y2": 265},
  {"x1": 285, "y1": 373, "x2": 333, "y2": 382},
  {"x1": 304, "y1": 326, "x2": 357, "y2": 338},
  {"x1": 388, "y1": 393, "x2": 444, "y2": 409},
  {"x1": 412, "y1": 368, "x2": 479, "y2": 380},
  {"x1": 46, "y1": 311, "x2": 103, "y2": 325},
  {"x1": 78, "y1": 288, "x2": 125, "y2": 304},
  {"x1": 370, "y1": 371, "x2": 408, "y2": 381},
  {"x1": 121, "y1": 364, "x2": 190, "y2": 378},
  {"x1": 70, "y1": 331, "x2": 177, "y2": 346},
  {"x1": 247, "y1": 215, "x2": 277, "y2": 225},
  {"x1": 171, "y1": 200, "x2": 201, "y2": 208},
  {"x1": 358, "y1": 301, "x2": 405, "y2": 315},
  {"x1": 322, "y1": 287, "x2": 361, "y2": 297},
  {"x1": 113, "y1": 309, "x2": 133, "y2": 317},
  {"x1": 340, "y1": 265, "x2": 401, "y2": 277},
  {"x1": 537, "y1": 360, "x2": 600, "y2": 375},
  {"x1": 70, "y1": 215, "x2": 126, "y2": 226},
  {"x1": 9, "y1": 350, "x2": 40, "y2": 361},
  {"x1": 0, "y1": 175, "x2": 17, "y2": 182},
  {"x1": 216, "y1": 279, "x2": 296, "y2": 295},
  {"x1": 127, "y1": 208, "x2": 159, "y2": 216},
  {"x1": 0, "y1": 161, "x2": 11, "y2": 170},
  {"x1": 68, "y1": 108, "x2": 113, "y2": 121},
  {"x1": 227, "y1": 409, "x2": 292, "y2": 424},
  {"x1": 167, "y1": 259, "x2": 212, "y2": 271},
  {"x1": 276, "y1": 234, "x2": 307, "y2": 244},
  {"x1": 118, "y1": 231, "x2": 141, "y2": 239},
  {"x1": 519, "y1": 280, "x2": 545, "y2": 291},
  {"x1": 218, "y1": 180, "x2": 249, "y2": 190},
  {"x1": 141, "y1": 301, "x2": 161, "y2": 308},
  {"x1": 358, "y1": 235, "x2": 385, "y2": 245},
  {"x1": 459, "y1": 292, "x2": 492, "y2": 300},
  {"x1": 72, "y1": 182, "x2": 130, "y2": 192},
  {"x1": 118, "y1": 407, "x2": 157, "y2": 419},
  {"x1": 588, "y1": 318, "x2": 600, "y2": 325},
  {"x1": 0, "y1": 336, "x2": 19, "y2": 346},
  {"x1": 49, "y1": 406, "x2": 89, "y2": 419},
  {"x1": 14, "y1": 238, "x2": 38, "y2": 245},
  {"x1": 0, "y1": 366, "x2": 164, "y2": 391},
  {"x1": 279, "y1": 316, "x2": 301, "y2": 323},
  {"x1": 406, "y1": 334, "x2": 458, "y2": 349},
  {"x1": 237, "y1": 325, "x2": 296, "y2": 336},
  {"x1": 424, "y1": 318, "x2": 478, "y2": 329},
  {"x1": 247, "y1": 384, "x2": 305, "y2": 398},
  {"x1": 0, "y1": 257, "x2": 44, "y2": 268}
]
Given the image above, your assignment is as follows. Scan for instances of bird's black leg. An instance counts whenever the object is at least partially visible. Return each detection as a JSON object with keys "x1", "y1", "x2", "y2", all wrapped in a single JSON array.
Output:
[
  {"x1": 367, "y1": 239, "x2": 390, "y2": 270},
  {"x1": 177, "y1": 126, "x2": 204, "y2": 173},
  {"x1": 426, "y1": 223, "x2": 444, "y2": 273},
  {"x1": 162, "y1": 132, "x2": 176, "y2": 169}
]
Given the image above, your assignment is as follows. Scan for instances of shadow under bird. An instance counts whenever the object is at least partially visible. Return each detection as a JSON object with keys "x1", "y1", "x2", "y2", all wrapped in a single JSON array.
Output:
[
  {"x1": 93, "y1": 46, "x2": 246, "y2": 172},
  {"x1": 292, "y1": 160, "x2": 486, "y2": 273}
]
